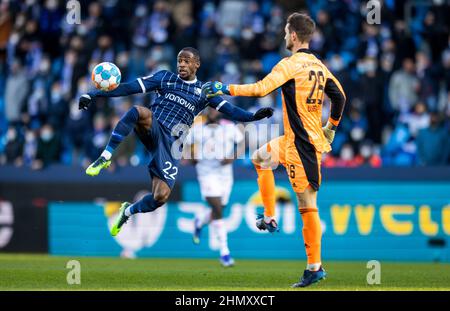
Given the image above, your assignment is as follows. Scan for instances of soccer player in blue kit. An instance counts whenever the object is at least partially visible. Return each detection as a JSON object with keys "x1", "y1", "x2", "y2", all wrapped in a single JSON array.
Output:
[{"x1": 78, "y1": 47, "x2": 274, "y2": 236}]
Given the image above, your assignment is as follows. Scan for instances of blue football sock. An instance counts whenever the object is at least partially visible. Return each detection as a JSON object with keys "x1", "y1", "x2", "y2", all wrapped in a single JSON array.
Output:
[
  {"x1": 128, "y1": 193, "x2": 164, "y2": 214},
  {"x1": 104, "y1": 106, "x2": 139, "y2": 156}
]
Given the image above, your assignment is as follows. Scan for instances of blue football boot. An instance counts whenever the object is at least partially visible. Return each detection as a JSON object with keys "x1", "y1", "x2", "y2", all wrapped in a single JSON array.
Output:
[
  {"x1": 220, "y1": 254, "x2": 235, "y2": 267},
  {"x1": 291, "y1": 267, "x2": 327, "y2": 288},
  {"x1": 256, "y1": 214, "x2": 279, "y2": 233},
  {"x1": 192, "y1": 217, "x2": 202, "y2": 245}
]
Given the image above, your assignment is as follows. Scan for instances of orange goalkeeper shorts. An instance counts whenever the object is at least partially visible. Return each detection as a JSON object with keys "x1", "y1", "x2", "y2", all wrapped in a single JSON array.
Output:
[{"x1": 265, "y1": 136, "x2": 322, "y2": 193}]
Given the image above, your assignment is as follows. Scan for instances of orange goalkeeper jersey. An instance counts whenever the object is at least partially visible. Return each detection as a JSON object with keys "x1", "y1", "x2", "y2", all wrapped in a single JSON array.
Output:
[{"x1": 229, "y1": 48, "x2": 346, "y2": 153}]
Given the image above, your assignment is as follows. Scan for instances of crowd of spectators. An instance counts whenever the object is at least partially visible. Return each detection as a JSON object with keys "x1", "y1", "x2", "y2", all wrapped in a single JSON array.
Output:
[{"x1": 0, "y1": 0, "x2": 448, "y2": 170}]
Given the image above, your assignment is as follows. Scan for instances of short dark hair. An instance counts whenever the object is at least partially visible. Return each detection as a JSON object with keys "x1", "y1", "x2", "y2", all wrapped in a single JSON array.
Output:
[
  {"x1": 179, "y1": 47, "x2": 200, "y2": 61},
  {"x1": 287, "y1": 13, "x2": 315, "y2": 43}
]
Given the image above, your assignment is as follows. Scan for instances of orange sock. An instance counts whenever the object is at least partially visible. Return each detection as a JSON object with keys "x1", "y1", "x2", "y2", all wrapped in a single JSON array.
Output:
[
  {"x1": 254, "y1": 164, "x2": 276, "y2": 217},
  {"x1": 300, "y1": 208, "x2": 322, "y2": 268}
]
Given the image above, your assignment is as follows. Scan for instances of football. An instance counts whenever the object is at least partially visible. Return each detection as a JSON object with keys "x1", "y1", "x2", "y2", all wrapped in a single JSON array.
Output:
[{"x1": 91, "y1": 62, "x2": 121, "y2": 91}]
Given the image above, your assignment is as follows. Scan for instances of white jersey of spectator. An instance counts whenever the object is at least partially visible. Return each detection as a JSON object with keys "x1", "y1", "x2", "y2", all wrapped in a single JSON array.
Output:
[{"x1": 186, "y1": 120, "x2": 244, "y2": 205}]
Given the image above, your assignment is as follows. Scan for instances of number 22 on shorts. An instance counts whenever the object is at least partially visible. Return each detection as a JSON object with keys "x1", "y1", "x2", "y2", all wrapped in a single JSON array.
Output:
[{"x1": 163, "y1": 161, "x2": 178, "y2": 180}]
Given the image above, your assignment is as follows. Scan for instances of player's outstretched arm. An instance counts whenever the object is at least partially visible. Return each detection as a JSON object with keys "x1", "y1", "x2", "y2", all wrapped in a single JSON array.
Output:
[
  {"x1": 79, "y1": 71, "x2": 165, "y2": 110},
  {"x1": 322, "y1": 75, "x2": 346, "y2": 144},
  {"x1": 207, "y1": 97, "x2": 273, "y2": 122},
  {"x1": 202, "y1": 59, "x2": 291, "y2": 98},
  {"x1": 78, "y1": 81, "x2": 143, "y2": 110}
]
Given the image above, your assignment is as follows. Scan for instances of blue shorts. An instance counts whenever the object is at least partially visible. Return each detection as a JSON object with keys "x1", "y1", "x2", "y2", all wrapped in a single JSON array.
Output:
[{"x1": 134, "y1": 113, "x2": 180, "y2": 189}]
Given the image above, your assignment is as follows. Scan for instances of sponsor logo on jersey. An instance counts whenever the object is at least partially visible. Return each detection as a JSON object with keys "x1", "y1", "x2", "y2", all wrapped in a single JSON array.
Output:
[{"x1": 164, "y1": 93, "x2": 195, "y2": 112}]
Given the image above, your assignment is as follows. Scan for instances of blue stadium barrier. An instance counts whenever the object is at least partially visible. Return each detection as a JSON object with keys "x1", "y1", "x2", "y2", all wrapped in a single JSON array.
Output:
[
  {"x1": 1, "y1": 165, "x2": 449, "y2": 261},
  {"x1": 47, "y1": 176, "x2": 450, "y2": 262}
]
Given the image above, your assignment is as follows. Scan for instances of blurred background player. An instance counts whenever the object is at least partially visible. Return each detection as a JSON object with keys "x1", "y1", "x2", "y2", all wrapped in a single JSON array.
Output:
[
  {"x1": 78, "y1": 47, "x2": 273, "y2": 237},
  {"x1": 185, "y1": 107, "x2": 244, "y2": 267},
  {"x1": 203, "y1": 13, "x2": 346, "y2": 287}
]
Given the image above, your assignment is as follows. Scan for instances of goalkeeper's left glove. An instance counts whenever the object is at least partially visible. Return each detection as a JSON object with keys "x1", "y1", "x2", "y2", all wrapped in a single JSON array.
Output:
[
  {"x1": 322, "y1": 121, "x2": 337, "y2": 144},
  {"x1": 202, "y1": 81, "x2": 230, "y2": 98}
]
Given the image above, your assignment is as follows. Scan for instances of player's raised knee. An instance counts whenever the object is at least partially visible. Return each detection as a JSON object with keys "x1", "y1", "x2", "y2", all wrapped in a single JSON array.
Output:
[
  {"x1": 251, "y1": 149, "x2": 263, "y2": 166},
  {"x1": 252, "y1": 147, "x2": 271, "y2": 168},
  {"x1": 134, "y1": 105, "x2": 153, "y2": 129},
  {"x1": 134, "y1": 105, "x2": 152, "y2": 119},
  {"x1": 154, "y1": 188, "x2": 171, "y2": 203}
]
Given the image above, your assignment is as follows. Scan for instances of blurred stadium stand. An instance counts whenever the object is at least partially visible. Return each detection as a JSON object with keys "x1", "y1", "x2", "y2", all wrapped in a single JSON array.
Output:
[{"x1": 0, "y1": 0, "x2": 448, "y2": 170}]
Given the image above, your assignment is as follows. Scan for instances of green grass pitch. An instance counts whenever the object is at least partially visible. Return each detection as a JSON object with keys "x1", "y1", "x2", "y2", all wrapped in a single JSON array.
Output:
[{"x1": 0, "y1": 254, "x2": 449, "y2": 290}]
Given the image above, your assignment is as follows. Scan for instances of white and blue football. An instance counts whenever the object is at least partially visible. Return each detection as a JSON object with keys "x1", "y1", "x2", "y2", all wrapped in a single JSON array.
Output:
[{"x1": 91, "y1": 62, "x2": 121, "y2": 91}]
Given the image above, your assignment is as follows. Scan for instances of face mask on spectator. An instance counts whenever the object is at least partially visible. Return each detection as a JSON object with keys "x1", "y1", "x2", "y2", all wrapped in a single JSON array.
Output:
[
  {"x1": 442, "y1": 50, "x2": 450, "y2": 67},
  {"x1": 242, "y1": 29, "x2": 254, "y2": 40},
  {"x1": 356, "y1": 62, "x2": 366, "y2": 74},
  {"x1": 360, "y1": 145, "x2": 372, "y2": 158},
  {"x1": 7, "y1": 129, "x2": 17, "y2": 142},
  {"x1": 41, "y1": 129, "x2": 54, "y2": 142},
  {"x1": 135, "y1": 5, "x2": 147, "y2": 17},
  {"x1": 34, "y1": 87, "x2": 45, "y2": 98},
  {"x1": 224, "y1": 62, "x2": 238, "y2": 75},
  {"x1": 157, "y1": 63, "x2": 171, "y2": 72},
  {"x1": 243, "y1": 75, "x2": 257, "y2": 84},
  {"x1": 39, "y1": 60, "x2": 50, "y2": 74},
  {"x1": 351, "y1": 127, "x2": 365, "y2": 141},
  {"x1": 25, "y1": 132, "x2": 35, "y2": 143},
  {"x1": 151, "y1": 49, "x2": 164, "y2": 62},
  {"x1": 51, "y1": 91, "x2": 62, "y2": 103},
  {"x1": 365, "y1": 60, "x2": 377, "y2": 72},
  {"x1": 15, "y1": 14, "x2": 26, "y2": 28},
  {"x1": 78, "y1": 81, "x2": 89, "y2": 94},
  {"x1": 330, "y1": 57, "x2": 344, "y2": 72},
  {"x1": 45, "y1": 0, "x2": 58, "y2": 10},
  {"x1": 9, "y1": 32, "x2": 20, "y2": 45},
  {"x1": 77, "y1": 24, "x2": 88, "y2": 36},
  {"x1": 381, "y1": 54, "x2": 394, "y2": 72},
  {"x1": 341, "y1": 146, "x2": 354, "y2": 161},
  {"x1": 223, "y1": 27, "x2": 235, "y2": 37},
  {"x1": 70, "y1": 102, "x2": 82, "y2": 119},
  {"x1": 117, "y1": 53, "x2": 129, "y2": 68},
  {"x1": 380, "y1": 26, "x2": 391, "y2": 40},
  {"x1": 204, "y1": 3, "x2": 215, "y2": 15}
]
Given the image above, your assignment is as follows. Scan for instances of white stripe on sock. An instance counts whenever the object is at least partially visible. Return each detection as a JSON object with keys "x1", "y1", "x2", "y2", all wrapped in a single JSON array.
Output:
[
  {"x1": 124, "y1": 206, "x2": 132, "y2": 217},
  {"x1": 101, "y1": 150, "x2": 112, "y2": 160},
  {"x1": 307, "y1": 263, "x2": 321, "y2": 271}
]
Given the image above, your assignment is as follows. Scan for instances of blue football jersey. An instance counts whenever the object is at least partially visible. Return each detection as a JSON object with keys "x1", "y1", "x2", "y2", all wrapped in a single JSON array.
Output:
[{"x1": 136, "y1": 70, "x2": 224, "y2": 134}]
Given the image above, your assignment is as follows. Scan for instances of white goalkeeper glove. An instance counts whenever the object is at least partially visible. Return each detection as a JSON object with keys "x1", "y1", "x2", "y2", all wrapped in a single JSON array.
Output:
[{"x1": 322, "y1": 121, "x2": 337, "y2": 144}]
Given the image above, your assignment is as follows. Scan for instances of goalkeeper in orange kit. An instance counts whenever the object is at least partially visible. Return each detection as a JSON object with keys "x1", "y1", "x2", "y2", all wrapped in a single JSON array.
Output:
[{"x1": 203, "y1": 13, "x2": 346, "y2": 287}]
